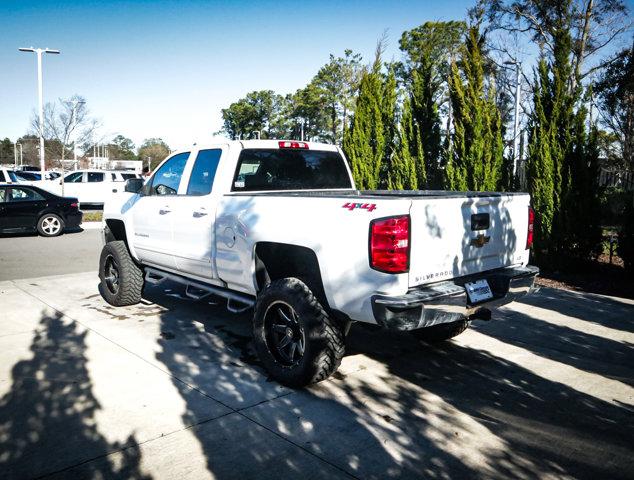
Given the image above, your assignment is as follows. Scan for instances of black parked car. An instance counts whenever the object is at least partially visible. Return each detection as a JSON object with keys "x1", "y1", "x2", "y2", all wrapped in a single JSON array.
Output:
[{"x1": 0, "y1": 184, "x2": 83, "y2": 237}]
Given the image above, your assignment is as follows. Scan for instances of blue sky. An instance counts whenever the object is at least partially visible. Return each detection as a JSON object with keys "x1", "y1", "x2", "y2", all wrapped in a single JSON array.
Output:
[
  {"x1": 0, "y1": 0, "x2": 476, "y2": 149},
  {"x1": 0, "y1": 0, "x2": 631, "y2": 151}
]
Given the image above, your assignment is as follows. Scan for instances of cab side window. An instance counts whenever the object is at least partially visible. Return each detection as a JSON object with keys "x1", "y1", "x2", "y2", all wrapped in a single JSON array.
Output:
[
  {"x1": 65, "y1": 172, "x2": 83, "y2": 183},
  {"x1": 0, "y1": 171, "x2": 5, "y2": 182},
  {"x1": 87, "y1": 172, "x2": 104, "y2": 183},
  {"x1": 187, "y1": 149, "x2": 221, "y2": 196},
  {"x1": 149, "y1": 152, "x2": 189, "y2": 196}
]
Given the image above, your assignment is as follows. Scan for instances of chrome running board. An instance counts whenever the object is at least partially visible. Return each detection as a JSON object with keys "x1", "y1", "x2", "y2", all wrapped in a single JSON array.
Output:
[{"x1": 144, "y1": 267, "x2": 254, "y2": 313}]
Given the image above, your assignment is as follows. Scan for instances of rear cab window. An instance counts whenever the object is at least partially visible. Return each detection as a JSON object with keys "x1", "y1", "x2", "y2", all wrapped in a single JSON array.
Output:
[{"x1": 232, "y1": 148, "x2": 352, "y2": 192}]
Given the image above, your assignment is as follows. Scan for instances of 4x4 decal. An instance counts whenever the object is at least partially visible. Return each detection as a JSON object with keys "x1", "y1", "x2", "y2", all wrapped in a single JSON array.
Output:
[{"x1": 342, "y1": 202, "x2": 377, "y2": 212}]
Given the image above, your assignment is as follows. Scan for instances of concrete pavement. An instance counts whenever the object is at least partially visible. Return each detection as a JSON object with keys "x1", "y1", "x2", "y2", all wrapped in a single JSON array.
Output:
[{"x1": 0, "y1": 269, "x2": 632, "y2": 479}]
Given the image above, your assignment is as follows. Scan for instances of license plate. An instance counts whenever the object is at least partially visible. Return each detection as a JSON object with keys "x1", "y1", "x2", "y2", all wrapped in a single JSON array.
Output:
[{"x1": 465, "y1": 279, "x2": 493, "y2": 303}]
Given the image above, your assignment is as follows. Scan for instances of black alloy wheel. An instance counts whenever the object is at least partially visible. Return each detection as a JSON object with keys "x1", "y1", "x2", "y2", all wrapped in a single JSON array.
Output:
[
  {"x1": 103, "y1": 255, "x2": 120, "y2": 295},
  {"x1": 264, "y1": 301, "x2": 306, "y2": 366}
]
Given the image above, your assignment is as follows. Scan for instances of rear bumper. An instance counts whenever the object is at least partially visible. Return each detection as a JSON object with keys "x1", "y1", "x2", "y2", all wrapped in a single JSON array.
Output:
[
  {"x1": 371, "y1": 265, "x2": 539, "y2": 330},
  {"x1": 65, "y1": 211, "x2": 83, "y2": 228}
]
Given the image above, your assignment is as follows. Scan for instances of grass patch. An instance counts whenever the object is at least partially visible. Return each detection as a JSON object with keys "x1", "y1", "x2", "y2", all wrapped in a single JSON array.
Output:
[{"x1": 82, "y1": 211, "x2": 103, "y2": 222}]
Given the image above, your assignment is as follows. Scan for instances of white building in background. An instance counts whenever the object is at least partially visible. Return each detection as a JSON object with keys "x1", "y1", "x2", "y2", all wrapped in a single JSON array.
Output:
[
  {"x1": 56, "y1": 158, "x2": 142, "y2": 174},
  {"x1": 87, "y1": 157, "x2": 143, "y2": 174}
]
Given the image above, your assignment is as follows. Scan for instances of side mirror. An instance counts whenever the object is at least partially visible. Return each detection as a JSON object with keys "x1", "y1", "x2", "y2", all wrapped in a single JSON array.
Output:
[{"x1": 125, "y1": 178, "x2": 145, "y2": 194}]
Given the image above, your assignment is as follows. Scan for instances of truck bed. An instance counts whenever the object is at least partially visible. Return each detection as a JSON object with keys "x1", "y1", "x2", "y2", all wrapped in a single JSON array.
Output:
[{"x1": 226, "y1": 189, "x2": 528, "y2": 199}]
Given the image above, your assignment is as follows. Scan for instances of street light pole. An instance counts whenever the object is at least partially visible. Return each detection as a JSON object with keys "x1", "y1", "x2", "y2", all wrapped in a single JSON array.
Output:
[
  {"x1": 504, "y1": 59, "x2": 522, "y2": 185},
  {"x1": 19, "y1": 47, "x2": 60, "y2": 181},
  {"x1": 512, "y1": 62, "x2": 522, "y2": 180}
]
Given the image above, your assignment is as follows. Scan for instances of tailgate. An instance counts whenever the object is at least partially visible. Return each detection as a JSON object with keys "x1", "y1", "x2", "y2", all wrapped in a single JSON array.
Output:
[{"x1": 408, "y1": 194, "x2": 530, "y2": 287}]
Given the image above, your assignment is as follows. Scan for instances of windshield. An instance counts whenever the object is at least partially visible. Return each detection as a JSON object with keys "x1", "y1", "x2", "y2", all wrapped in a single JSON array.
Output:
[
  {"x1": 232, "y1": 149, "x2": 352, "y2": 192},
  {"x1": 7, "y1": 171, "x2": 18, "y2": 182},
  {"x1": 16, "y1": 172, "x2": 40, "y2": 180}
]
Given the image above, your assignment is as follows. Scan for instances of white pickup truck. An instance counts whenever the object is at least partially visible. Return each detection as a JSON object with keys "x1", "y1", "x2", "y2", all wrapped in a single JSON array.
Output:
[
  {"x1": 99, "y1": 139, "x2": 538, "y2": 386},
  {"x1": 54, "y1": 169, "x2": 142, "y2": 206}
]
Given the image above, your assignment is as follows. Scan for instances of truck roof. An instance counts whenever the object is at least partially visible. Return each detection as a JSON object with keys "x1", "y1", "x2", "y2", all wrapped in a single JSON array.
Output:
[{"x1": 172, "y1": 139, "x2": 340, "y2": 155}]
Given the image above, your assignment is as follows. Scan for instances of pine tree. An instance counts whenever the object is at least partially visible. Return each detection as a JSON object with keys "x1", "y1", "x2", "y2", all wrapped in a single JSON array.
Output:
[{"x1": 445, "y1": 25, "x2": 504, "y2": 191}]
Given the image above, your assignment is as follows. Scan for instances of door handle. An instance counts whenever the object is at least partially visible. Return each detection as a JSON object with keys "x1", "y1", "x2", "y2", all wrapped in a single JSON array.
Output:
[
  {"x1": 112, "y1": 188, "x2": 118, "y2": 193},
  {"x1": 159, "y1": 208, "x2": 171, "y2": 215}
]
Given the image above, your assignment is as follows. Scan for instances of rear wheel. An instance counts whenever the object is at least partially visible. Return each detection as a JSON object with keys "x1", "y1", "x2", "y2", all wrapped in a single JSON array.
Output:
[
  {"x1": 253, "y1": 278, "x2": 345, "y2": 387},
  {"x1": 99, "y1": 241, "x2": 144, "y2": 306},
  {"x1": 37, "y1": 213, "x2": 64, "y2": 237},
  {"x1": 411, "y1": 319, "x2": 470, "y2": 343}
]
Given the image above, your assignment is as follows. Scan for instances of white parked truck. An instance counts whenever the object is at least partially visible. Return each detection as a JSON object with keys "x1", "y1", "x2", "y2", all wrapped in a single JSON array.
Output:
[
  {"x1": 99, "y1": 140, "x2": 538, "y2": 386},
  {"x1": 56, "y1": 170, "x2": 142, "y2": 206}
]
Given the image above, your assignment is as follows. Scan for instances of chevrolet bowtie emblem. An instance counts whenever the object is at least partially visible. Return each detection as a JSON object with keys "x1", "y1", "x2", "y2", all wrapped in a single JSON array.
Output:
[{"x1": 470, "y1": 234, "x2": 490, "y2": 248}]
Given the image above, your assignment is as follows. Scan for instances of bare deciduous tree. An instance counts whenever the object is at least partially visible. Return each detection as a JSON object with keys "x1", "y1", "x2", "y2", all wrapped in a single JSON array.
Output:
[
  {"x1": 487, "y1": 0, "x2": 632, "y2": 90},
  {"x1": 30, "y1": 95, "x2": 101, "y2": 167}
]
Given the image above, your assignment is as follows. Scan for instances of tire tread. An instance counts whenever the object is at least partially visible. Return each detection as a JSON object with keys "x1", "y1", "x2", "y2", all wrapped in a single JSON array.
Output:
[
  {"x1": 99, "y1": 241, "x2": 143, "y2": 306},
  {"x1": 253, "y1": 278, "x2": 344, "y2": 387}
]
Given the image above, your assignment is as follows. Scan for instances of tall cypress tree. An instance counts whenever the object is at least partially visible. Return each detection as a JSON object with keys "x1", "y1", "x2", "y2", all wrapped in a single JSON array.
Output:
[
  {"x1": 445, "y1": 25, "x2": 504, "y2": 191},
  {"x1": 380, "y1": 68, "x2": 398, "y2": 188},
  {"x1": 388, "y1": 97, "x2": 419, "y2": 190},
  {"x1": 527, "y1": 59, "x2": 556, "y2": 255},
  {"x1": 343, "y1": 49, "x2": 386, "y2": 190},
  {"x1": 527, "y1": 25, "x2": 602, "y2": 262},
  {"x1": 399, "y1": 21, "x2": 465, "y2": 189}
]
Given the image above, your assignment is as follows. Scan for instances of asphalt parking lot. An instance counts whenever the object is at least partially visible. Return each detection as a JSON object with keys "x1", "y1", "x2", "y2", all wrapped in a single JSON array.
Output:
[{"x1": 1, "y1": 232, "x2": 633, "y2": 479}]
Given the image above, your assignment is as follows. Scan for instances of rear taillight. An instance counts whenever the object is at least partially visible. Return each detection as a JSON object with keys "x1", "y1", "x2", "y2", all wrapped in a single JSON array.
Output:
[
  {"x1": 70, "y1": 202, "x2": 78, "y2": 208},
  {"x1": 369, "y1": 215, "x2": 410, "y2": 273},
  {"x1": 278, "y1": 141, "x2": 309, "y2": 149},
  {"x1": 527, "y1": 207, "x2": 535, "y2": 249}
]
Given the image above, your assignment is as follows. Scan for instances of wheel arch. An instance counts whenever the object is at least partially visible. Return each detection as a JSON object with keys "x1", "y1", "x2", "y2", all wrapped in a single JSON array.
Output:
[
  {"x1": 254, "y1": 242, "x2": 330, "y2": 310},
  {"x1": 104, "y1": 218, "x2": 128, "y2": 245}
]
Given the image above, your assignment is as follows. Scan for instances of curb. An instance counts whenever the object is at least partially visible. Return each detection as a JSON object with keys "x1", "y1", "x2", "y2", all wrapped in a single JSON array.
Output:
[{"x1": 81, "y1": 222, "x2": 103, "y2": 230}]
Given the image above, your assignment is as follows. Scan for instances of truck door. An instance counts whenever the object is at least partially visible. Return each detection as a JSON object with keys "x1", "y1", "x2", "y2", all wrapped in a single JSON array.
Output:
[
  {"x1": 85, "y1": 171, "x2": 106, "y2": 203},
  {"x1": 171, "y1": 148, "x2": 224, "y2": 280},
  {"x1": 131, "y1": 152, "x2": 190, "y2": 270},
  {"x1": 61, "y1": 171, "x2": 84, "y2": 201}
]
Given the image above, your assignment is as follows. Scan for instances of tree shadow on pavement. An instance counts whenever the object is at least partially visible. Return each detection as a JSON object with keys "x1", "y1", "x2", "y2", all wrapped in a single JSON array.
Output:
[
  {"x1": 145, "y1": 281, "x2": 634, "y2": 479},
  {"x1": 517, "y1": 286, "x2": 634, "y2": 334},
  {"x1": 146, "y1": 283, "x2": 476, "y2": 480},
  {"x1": 473, "y1": 306, "x2": 634, "y2": 387},
  {"x1": 0, "y1": 312, "x2": 149, "y2": 479},
  {"x1": 344, "y1": 318, "x2": 634, "y2": 479}
]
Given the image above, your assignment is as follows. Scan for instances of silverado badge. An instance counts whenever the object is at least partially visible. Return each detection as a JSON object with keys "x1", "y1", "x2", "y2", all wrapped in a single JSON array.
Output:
[{"x1": 470, "y1": 234, "x2": 491, "y2": 248}]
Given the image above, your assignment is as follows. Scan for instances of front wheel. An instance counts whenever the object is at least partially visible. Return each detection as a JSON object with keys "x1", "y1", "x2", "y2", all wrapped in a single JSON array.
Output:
[
  {"x1": 410, "y1": 319, "x2": 470, "y2": 343},
  {"x1": 99, "y1": 241, "x2": 144, "y2": 306},
  {"x1": 252, "y1": 278, "x2": 345, "y2": 387}
]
